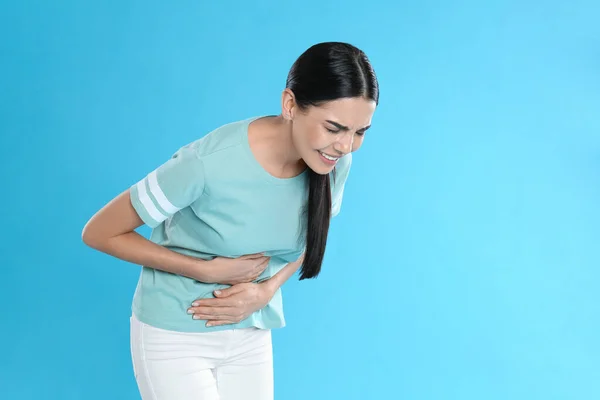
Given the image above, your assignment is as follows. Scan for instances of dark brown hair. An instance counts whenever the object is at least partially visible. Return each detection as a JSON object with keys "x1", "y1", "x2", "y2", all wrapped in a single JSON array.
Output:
[{"x1": 286, "y1": 42, "x2": 379, "y2": 280}]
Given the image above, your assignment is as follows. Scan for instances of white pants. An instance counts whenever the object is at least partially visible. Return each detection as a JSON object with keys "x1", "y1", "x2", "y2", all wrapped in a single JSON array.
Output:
[{"x1": 130, "y1": 314, "x2": 274, "y2": 400}]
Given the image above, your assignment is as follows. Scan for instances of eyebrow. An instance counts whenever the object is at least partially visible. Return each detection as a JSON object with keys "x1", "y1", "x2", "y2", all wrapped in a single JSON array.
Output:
[{"x1": 325, "y1": 120, "x2": 371, "y2": 132}]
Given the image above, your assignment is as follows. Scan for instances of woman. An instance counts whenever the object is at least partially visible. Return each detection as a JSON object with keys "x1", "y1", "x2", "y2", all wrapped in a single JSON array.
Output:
[{"x1": 82, "y1": 41, "x2": 379, "y2": 400}]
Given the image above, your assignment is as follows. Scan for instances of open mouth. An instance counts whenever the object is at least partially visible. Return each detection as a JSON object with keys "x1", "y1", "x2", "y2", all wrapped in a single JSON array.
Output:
[{"x1": 318, "y1": 151, "x2": 340, "y2": 164}]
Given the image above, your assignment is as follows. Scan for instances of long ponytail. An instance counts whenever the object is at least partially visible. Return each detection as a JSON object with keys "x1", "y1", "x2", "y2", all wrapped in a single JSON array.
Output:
[{"x1": 299, "y1": 170, "x2": 332, "y2": 279}]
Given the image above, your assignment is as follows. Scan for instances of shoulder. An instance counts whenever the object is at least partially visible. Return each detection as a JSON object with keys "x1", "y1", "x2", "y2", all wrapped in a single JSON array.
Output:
[
  {"x1": 182, "y1": 117, "x2": 253, "y2": 160},
  {"x1": 337, "y1": 152, "x2": 352, "y2": 174},
  {"x1": 333, "y1": 153, "x2": 352, "y2": 184}
]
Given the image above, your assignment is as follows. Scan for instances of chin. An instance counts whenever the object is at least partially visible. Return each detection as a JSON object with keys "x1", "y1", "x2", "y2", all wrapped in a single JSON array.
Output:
[
  {"x1": 311, "y1": 167, "x2": 332, "y2": 175},
  {"x1": 306, "y1": 158, "x2": 336, "y2": 175}
]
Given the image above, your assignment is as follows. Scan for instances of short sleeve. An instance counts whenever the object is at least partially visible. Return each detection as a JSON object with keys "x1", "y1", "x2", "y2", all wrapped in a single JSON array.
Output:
[
  {"x1": 129, "y1": 144, "x2": 206, "y2": 228},
  {"x1": 331, "y1": 153, "x2": 352, "y2": 218}
]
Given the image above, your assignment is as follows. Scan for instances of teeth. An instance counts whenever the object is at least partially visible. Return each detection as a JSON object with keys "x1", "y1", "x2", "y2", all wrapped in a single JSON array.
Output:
[{"x1": 320, "y1": 152, "x2": 339, "y2": 161}]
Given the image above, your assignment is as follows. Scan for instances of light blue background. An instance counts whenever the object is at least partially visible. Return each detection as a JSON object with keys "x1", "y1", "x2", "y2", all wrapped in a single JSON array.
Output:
[{"x1": 1, "y1": 1, "x2": 599, "y2": 399}]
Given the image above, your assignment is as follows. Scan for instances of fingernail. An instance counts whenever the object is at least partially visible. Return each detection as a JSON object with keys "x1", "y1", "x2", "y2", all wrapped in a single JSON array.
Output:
[
  {"x1": 187, "y1": 309, "x2": 193, "y2": 314},
  {"x1": 214, "y1": 290, "x2": 221, "y2": 295},
  {"x1": 193, "y1": 315, "x2": 200, "y2": 319},
  {"x1": 192, "y1": 302, "x2": 199, "y2": 306},
  {"x1": 206, "y1": 323, "x2": 213, "y2": 327}
]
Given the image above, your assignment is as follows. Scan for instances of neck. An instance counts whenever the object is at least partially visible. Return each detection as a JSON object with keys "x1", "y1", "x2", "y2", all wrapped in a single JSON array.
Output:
[{"x1": 251, "y1": 115, "x2": 306, "y2": 178}]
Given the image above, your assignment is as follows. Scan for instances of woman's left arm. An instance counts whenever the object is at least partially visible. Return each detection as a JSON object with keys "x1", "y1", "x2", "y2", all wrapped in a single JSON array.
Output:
[{"x1": 188, "y1": 253, "x2": 305, "y2": 327}]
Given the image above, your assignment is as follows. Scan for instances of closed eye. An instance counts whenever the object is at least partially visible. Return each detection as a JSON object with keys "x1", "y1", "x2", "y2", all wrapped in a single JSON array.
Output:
[
  {"x1": 325, "y1": 120, "x2": 370, "y2": 136},
  {"x1": 327, "y1": 127, "x2": 366, "y2": 136}
]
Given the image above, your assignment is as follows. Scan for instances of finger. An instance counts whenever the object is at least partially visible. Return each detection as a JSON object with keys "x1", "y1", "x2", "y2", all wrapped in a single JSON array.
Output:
[
  {"x1": 192, "y1": 296, "x2": 236, "y2": 307},
  {"x1": 258, "y1": 257, "x2": 270, "y2": 266},
  {"x1": 255, "y1": 257, "x2": 270, "y2": 271},
  {"x1": 190, "y1": 308, "x2": 236, "y2": 319},
  {"x1": 186, "y1": 306, "x2": 233, "y2": 315},
  {"x1": 206, "y1": 320, "x2": 236, "y2": 327},
  {"x1": 189, "y1": 305, "x2": 237, "y2": 316},
  {"x1": 249, "y1": 272, "x2": 263, "y2": 282},
  {"x1": 240, "y1": 253, "x2": 266, "y2": 260},
  {"x1": 214, "y1": 285, "x2": 247, "y2": 298},
  {"x1": 187, "y1": 305, "x2": 221, "y2": 316},
  {"x1": 245, "y1": 261, "x2": 269, "y2": 282},
  {"x1": 192, "y1": 313, "x2": 230, "y2": 321}
]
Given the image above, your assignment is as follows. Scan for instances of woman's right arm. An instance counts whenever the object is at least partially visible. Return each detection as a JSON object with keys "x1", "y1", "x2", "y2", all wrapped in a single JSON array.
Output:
[
  {"x1": 81, "y1": 189, "x2": 218, "y2": 282},
  {"x1": 85, "y1": 145, "x2": 269, "y2": 284}
]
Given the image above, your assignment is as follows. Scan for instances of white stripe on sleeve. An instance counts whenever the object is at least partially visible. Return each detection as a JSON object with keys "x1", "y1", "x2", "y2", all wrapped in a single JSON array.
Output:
[
  {"x1": 148, "y1": 170, "x2": 181, "y2": 214},
  {"x1": 136, "y1": 180, "x2": 168, "y2": 224}
]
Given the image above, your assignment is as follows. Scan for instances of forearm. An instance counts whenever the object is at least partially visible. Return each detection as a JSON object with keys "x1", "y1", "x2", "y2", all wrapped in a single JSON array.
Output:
[
  {"x1": 82, "y1": 190, "x2": 217, "y2": 282},
  {"x1": 263, "y1": 253, "x2": 305, "y2": 294},
  {"x1": 85, "y1": 231, "x2": 215, "y2": 282}
]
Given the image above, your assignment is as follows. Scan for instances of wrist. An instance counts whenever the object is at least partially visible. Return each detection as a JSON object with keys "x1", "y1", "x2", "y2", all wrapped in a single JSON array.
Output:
[
  {"x1": 259, "y1": 279, "x2": 278, "y2": 301},
  {"x1": 192, "y1": 257, "x2": 217, "y2": 283}
]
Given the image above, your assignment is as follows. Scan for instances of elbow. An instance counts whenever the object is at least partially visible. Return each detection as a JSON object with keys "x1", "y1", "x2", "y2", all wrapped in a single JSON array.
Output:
[
  {"x1": 81, "y1": 225, "x2": 94, "y2": 247},
  {"x1": 81, "y1": 222, "x2": 101, "y2": 249}
]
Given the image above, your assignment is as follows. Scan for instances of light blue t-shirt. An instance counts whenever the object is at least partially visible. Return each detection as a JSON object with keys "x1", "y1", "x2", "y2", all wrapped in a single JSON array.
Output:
[{"x1": 129, "y1": 115, "x2": 352, "y2": 332}]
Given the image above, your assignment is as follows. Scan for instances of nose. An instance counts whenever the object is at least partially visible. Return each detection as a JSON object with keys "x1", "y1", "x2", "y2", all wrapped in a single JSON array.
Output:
[{"x1": 334, "y1": 131, "x2": 353, "y2": 155}]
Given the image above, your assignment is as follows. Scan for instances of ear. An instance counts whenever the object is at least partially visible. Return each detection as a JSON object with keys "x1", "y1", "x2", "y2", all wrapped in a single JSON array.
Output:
[{"x1": 281, "y1": 88, "x2": 296, "y2": 120}]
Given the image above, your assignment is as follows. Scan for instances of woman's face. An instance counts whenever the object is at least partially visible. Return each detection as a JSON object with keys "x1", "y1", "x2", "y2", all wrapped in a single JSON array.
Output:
[{"x1": 286, "y1": 94, "x2": 376, "y2": 175}]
